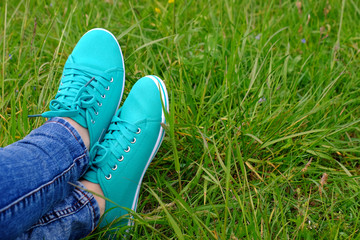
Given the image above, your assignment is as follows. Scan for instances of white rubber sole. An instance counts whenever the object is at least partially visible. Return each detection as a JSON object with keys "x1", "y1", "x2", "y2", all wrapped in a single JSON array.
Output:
[{"x1": 128, "y1": 75, "x2": 169, "y2": 226}]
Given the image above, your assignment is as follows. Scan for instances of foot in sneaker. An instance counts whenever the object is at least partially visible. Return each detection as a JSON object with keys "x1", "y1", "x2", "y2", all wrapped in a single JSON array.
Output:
[
  {"x1": 29, "y1": 28, "x2": 125, "y2": 150},
  {"x1": 83, "y1": 75, "x2": 169, "y2": 228}
]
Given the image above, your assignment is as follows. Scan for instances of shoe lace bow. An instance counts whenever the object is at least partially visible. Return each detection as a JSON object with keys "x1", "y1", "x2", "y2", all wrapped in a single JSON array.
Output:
[
  {"x1": 90, "y1": 115, "x2": 139, "y2": 169},
  {"x1": 30, "y1": 62, "x2": 112, "y2": 124}
]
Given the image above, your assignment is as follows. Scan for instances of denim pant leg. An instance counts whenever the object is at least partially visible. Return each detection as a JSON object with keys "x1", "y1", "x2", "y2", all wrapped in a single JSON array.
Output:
[
  {"x1": 16, "y1": 181, "x2": 100, "y2": 240},
  {"x1": 0, "y1": 117, "x2": 90, "y2": 239}
]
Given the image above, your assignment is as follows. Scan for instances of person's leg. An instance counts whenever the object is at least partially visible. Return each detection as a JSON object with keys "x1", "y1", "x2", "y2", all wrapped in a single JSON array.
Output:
[
  {"x1": 15, "y1": 181, "x2": 100, "y2": 240},
  {"x1": 14, "y1": 75, "x2": 168, "y2": 239},
  {"x1": 64, "y1": 117, "x2": 90, "y2": 149},
  {"x1": 82, "y1": 179, "x2": 106, "y2": 216},
  {"x1": 0, "y1": 28, "x2": 125, "y2": 239},
  {"x1": 0, "y1": 117, "x2": 89, "y2": 239}
]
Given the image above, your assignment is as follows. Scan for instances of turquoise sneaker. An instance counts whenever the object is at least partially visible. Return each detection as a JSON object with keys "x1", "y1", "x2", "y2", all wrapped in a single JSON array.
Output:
[
  {"x1": 83, "y1": 75, "x2": 169, "y2": 228},
  {"x1": 29, "y1": 28, "x2": 125, "y2": 149}
]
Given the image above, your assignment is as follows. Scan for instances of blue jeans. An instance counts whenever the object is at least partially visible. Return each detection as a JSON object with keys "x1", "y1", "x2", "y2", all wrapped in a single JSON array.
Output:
[{"x1": 0, "y1": 117, "x2": 100, "y2": 240}]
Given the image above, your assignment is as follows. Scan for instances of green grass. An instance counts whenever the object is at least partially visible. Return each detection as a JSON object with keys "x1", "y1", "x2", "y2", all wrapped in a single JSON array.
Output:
[{"x1": 1, "y1": 0, "x2": 360, "y2": 239}]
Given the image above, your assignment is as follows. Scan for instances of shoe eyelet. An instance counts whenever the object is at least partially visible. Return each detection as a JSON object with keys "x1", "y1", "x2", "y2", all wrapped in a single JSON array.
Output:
[
  {"x1": 97, "y1": 102, "x2": 102, "y2": 107},
  {"x1": 112, "y1": 164, "x2": 118, "y2": 171},
  {"x1": 124, "y1": 146, "x2": 130, "y2": 152},
  {"x1": 105, "y1": 174, "x2": 112, "y2": 180},
  {"x1": 131, "y1": 138, "x2": 136, "y2": 144},
  {"x1": 91, "y1": 119, "x2": 95, "y2": 124},
  {"x1": 118, "y1": 156, "x2": 124, "y2": 162},
  {"x1": 136, "y1": 128, "x2": 141, "y2": 134},
  {"x1": 61, "y1": 83, "x2": 63, "y2": 86},
  {"x1": 110, "y1": 78, "x2": 114, "y2": 83},
  {"x1": 105, "y1": 86, "x2": 110, "y2": 91},
  {"x1": 94, "y1": 111, "x2": 98, "y2": 115},
  {"x1": 101, "y1": 94, "x2": 106, "y2": 99},
  {"x1": 58, "y1": 90, "x2": 61, "y2": 93}
]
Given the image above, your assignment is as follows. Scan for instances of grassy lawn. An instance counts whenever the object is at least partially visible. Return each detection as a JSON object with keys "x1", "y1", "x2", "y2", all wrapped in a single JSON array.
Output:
[{"x1": 1, "y1": 0, "x2": 360, "y2": 239}]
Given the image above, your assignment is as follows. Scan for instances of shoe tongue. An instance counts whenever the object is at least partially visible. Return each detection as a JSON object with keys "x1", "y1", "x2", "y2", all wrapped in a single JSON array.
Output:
[
  {"x1": 53, "y1": 56, "x2": 91, "y2": 128},
  {"x1": 57, "y1": 56, "x2": 81, "y2": 106},
  {"x1": 95, "y1": 118, "x2": 123, "y2": 157}
]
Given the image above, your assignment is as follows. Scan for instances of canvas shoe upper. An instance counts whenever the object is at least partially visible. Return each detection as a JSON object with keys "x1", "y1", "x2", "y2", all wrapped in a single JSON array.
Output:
[
  {"x1": 83, "y1": 75, "x2": 169, "y2": 228},
  {"x1": 30, "y1": 28, "x2": 125, "y2": 150}
]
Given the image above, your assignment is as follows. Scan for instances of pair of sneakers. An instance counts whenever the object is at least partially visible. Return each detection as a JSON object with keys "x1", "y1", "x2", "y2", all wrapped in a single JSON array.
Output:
[{"x1": 33, "y1": 29, "x2": 169, "y2": 229}]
